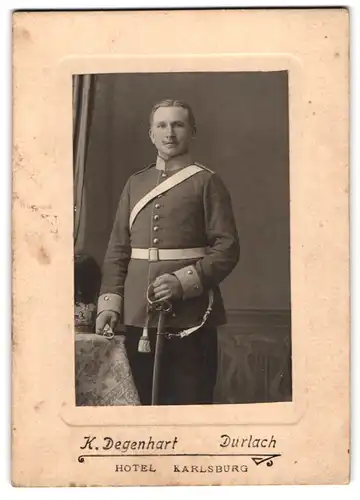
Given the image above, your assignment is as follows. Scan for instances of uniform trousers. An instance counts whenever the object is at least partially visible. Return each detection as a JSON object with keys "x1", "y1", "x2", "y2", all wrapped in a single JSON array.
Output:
[{"x1": 124, "y1": 325, "x2": 218, "y2": 406}]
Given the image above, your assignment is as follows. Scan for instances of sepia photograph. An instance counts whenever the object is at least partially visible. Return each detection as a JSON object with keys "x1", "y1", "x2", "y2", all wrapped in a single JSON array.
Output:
[
  {"x1": 73, "y1": 71, "x2": 292, "y2": 407},
  {"x1": 12, "y1": 9, "x2": 349, "y2": 486}
]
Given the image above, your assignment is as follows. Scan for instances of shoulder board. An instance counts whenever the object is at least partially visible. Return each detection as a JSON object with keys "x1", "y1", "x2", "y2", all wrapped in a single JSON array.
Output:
[
  {"x1": 132, "y1": 163, "x2": 156, "y2": 176},
  {"x1": 194, "y1": 162, "x2": 214, "y2": 174}
]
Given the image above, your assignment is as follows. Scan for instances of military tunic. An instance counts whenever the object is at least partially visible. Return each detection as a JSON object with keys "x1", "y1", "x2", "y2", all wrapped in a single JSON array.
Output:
[{"x1": 98, "y1": 161, "x2": 240, "y2": 331}]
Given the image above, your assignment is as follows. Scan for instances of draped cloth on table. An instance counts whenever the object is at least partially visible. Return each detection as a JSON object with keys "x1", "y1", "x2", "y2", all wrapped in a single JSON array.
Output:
[{"x1": 75, "y1": 333, "x2": 140, "y2": 406}]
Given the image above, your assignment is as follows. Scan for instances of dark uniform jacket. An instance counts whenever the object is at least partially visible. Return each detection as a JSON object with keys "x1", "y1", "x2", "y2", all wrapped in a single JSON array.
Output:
[{"x1": 98, "y1": 158, "x2": 240, "y2": 330}]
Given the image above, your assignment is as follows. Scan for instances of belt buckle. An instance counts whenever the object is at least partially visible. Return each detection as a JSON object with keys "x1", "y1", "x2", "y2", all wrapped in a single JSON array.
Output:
[{"x1": 148, "y1": 248, "x2": 159, "y2": 262}]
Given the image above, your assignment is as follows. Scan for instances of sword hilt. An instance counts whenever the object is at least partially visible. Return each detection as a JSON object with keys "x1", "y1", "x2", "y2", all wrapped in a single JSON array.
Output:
[{"x1": 149, "y1": 299, "x2": 172, "y2": 314}]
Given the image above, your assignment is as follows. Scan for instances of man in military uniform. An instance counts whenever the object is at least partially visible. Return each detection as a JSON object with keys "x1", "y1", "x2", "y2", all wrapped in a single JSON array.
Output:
[{"x1": 96, "y1": 99, "x2": 240, "y2": 405}]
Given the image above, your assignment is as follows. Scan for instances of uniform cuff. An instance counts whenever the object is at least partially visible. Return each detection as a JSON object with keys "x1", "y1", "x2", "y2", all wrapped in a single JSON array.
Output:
[
  {"x1": 173, "y1": 265, "x2": 203, "y2": 299},
  {"x1": 97, "y1": 293, "x2": 123, "y2": 316}
]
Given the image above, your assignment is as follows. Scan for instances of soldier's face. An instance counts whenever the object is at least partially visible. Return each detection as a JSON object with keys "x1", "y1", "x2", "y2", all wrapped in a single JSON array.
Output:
[{"x1": 149, "y1": 106, "x2": 195, "y2": 159}]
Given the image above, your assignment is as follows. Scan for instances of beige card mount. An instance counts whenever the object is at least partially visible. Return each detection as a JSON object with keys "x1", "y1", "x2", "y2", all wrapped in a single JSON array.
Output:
[{"x1": 12, "y1": 9, "x2": 349, "y2": 486}]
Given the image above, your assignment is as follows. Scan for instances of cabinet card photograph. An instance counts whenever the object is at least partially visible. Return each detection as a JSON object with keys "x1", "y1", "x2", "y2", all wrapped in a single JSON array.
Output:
[
  {"x1": 12, "y1": 9, "x2": 349, "y2": 487},
  {"x1": 73, "y1": 71, "x2": 292, "y2": 408}
]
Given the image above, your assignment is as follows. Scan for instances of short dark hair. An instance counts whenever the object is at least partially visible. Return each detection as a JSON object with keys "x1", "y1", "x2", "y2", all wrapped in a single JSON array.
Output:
[{"x1": 149, "y1": 99, "x2": 196, "y2": 132}]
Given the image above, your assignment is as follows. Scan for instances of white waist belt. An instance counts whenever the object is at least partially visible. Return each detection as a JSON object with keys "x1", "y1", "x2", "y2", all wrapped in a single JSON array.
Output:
[{"x1": 131, "y1": 247, "x2": 207, "y2": 262}]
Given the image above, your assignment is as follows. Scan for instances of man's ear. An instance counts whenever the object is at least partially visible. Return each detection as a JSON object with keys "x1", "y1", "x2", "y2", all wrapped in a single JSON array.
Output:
[{"x1": 149, "y1": 127, "x2": 155, "y2": 145}]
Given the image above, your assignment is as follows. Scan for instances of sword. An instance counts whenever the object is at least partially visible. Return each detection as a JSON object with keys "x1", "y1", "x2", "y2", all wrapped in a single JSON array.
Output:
[{"x1": 151, "y1": 299, "x2": 172, "y2": 405}]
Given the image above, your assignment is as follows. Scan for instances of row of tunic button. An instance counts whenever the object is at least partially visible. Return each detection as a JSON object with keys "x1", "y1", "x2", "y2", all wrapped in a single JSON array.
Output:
[
  {"x1": 152, "y1": 172, "x2": 168, "y2": 244},
  {"x1": 153, "y1": 180, "x2": 164, "y2": 243}
]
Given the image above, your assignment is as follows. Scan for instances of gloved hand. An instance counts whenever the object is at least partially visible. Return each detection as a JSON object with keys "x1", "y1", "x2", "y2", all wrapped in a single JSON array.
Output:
[
  {"x1": 151, "y1": 274, "x2": 183, "y2": 301},
  {"x1": 95, "y1": 310, "x2": 119, "y2": 334}
]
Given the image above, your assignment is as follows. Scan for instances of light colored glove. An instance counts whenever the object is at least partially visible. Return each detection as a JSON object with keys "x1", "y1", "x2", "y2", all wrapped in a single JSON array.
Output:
[{"x1": 95, "y1": 310, "x2": 119, "y2": 334}]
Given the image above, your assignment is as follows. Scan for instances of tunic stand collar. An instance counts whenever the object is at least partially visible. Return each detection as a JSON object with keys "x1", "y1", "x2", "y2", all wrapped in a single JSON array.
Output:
[{"x1": 155, "y1": 153, "x2": 193, "y2": 172}]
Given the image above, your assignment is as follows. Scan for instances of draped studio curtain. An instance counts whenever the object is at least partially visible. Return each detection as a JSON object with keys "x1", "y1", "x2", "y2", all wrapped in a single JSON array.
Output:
[{"x1": 73, "y1": 74, "x2": 97, "y2": 252}]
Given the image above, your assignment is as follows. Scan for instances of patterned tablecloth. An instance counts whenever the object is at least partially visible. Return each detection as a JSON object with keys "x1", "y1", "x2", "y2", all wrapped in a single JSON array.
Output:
[{"x1": 75, "y1": 333, "x2": 140, "y2": 406}]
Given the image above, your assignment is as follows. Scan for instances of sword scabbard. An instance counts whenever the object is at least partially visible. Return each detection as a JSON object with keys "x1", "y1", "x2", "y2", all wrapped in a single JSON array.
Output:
[{"x1": 151, "y1": 302, "x2": 171, "y2": 405}]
